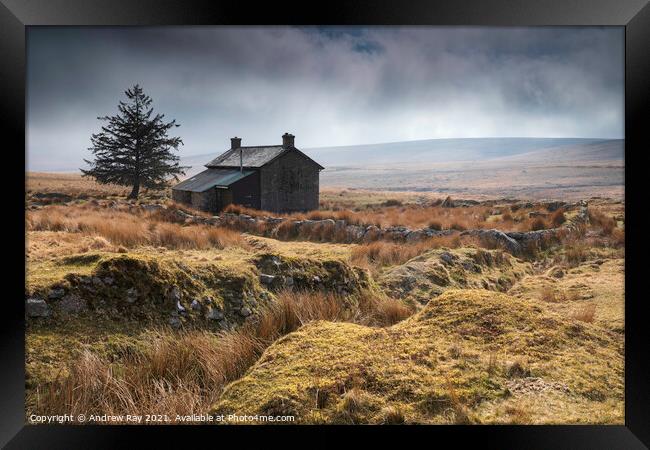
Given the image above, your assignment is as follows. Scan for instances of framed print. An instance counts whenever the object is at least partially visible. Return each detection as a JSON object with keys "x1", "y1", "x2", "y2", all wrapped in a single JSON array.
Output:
[{"x1": 1, "y1": 0, "x2": 648, "y2": 447}]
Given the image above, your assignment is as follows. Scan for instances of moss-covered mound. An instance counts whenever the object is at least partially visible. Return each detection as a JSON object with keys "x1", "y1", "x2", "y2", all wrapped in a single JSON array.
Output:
[
  {"x1": 212, "y1": 289, "x2": 623, "y2": 424},
  {"x1": 253, "y1": 253, "x2": 372, "y2": 295},
  {"x1": 27, "y1": 253, "x2": 265, "y2": 329},
  {"x1": 379, "y1": 248, "x2": 532, "y2": 307},
  {"x1": 27, "y1": 251, "x2": 375, "y2": 331}
]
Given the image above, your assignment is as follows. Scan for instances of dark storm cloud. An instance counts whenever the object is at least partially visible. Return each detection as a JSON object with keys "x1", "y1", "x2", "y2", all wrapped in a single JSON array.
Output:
[{"x1": 26, "y1": 26, "x2": 623, "y2": 171}]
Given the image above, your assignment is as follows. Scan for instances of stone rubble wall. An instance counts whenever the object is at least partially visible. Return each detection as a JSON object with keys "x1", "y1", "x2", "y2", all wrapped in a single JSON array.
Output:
[{"x1": 161, "y1": 200, "x2": 589, "y2": 255}]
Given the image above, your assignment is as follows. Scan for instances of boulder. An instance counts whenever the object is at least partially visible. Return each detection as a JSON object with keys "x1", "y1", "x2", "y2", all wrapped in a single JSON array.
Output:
[
  {"x1": 206, "y1": 308, "x2": 224, "y2": 321},
  {"x1": 167, "y1": 286, "x2": 181, "y2": 302},
  {"x1": 48, "y1": 288, "x2": 65, "y2": 299},
  {"x1": 190, "y1": 299, "x2": 201, "y2": 310},
  {"x1": 141, "y1": 204, "x2": 166, "y2": 212},
  {"x1": 440, "y1": 252, "x2": 457, "y2": 265},
  {"x1": 169, "y1": 314, "x2": 182, "y2": 329},
  {"x1": 259, "y1": 274, "x2": 276, "y2": 285},
  {"x1": 57, "y1": 294, "x2": 87, "y2": 314},
  {"x1": 463, "y1": 229, "x2": 522, "y2": 255},
  {"x1": 346, "y1": 225, "x2": 366, "y2": 241},
  {"x1": 257, "y1": 255, "x2": 282, "y2": 274},
  {"x1": 125, "y1": 287, "x2": 138, "y2": 303},
  {"x1": 26, "y1": 298, "x2": 50, "y2": 318},
  {"x1": 239, "y1": 307, "x2": 252, "y2": 317}
]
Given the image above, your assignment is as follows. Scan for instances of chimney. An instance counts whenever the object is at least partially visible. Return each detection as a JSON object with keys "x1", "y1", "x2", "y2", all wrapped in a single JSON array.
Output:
[
  {"x1": 231, "y1": 136, "x2": 242, "y2": 149},
  {"x1": 282, "y1": 132, "x2": 295, "y2": 149}
]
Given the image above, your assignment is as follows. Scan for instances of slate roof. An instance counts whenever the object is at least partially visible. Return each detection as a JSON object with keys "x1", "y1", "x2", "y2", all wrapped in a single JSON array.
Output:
[
  {"x1": 205, "y1": 146, "x2": 287, "y2": 168},
  {"x1": 205, "y1": 146, "x2": 324, "y2": 170},
  {"x1": 172, "y1": 168, "x2": 254, "y2": 193}
]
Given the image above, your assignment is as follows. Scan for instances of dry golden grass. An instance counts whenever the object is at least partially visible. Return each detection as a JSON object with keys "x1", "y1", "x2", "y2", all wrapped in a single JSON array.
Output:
[
  {"x1": 509, "y1": 258, "x2": 624, "y2": 333},
  {"x1": 589, "y1": 209, "x2": 618, "y2": 236},
  {"x1": 34, "y1": 330, "x2": 256, "y2": 421},
  {"x1": 27, "y1": 172, "x2": 131, "y2": 197},
  {"x1": 539, "y1": 286, "x2": 565, "y2": 303},
  {"x1": 572, "y1": 304, "x2": 597, "y2": 323},
  {"x1": 349, "y1": 235, "x2": 467, "y2": 272},
  {"x1": 32, "y1": 288, "x2": 413, "y2": 422},
  {"x1": 27, "y1": 204, "x2": 248, "y2": 251},
  {"x1": 550, "y1": 209, "x2": 567, "y2": 227}
]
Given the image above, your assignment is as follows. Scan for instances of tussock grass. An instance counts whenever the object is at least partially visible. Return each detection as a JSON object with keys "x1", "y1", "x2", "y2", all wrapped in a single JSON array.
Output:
[
  {"x1": 572, "y1": 304, "x2": 597, "y2": 323},
  {"x1": 32, "y1": 288, "x2": 414, "y2": 423},
  {"x1": 350, "y1": 235, "x2": 463, "y2": 271},
  {"x1": 27, "y1": 205, "x2": 248, "y2": 251},
  {"x1": 27, "y1": 172, "x2": 130, "y2": 197},
  {"x1": 589, "y1": 209, "x2": 618, "y2": 236},
  {"x1": 212, "y1": 290, "x2": 623, "y2": 424}
]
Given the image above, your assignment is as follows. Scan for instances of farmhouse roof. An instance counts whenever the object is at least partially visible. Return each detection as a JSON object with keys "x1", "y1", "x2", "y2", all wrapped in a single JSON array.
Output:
[
  {"x1": 205, "y1": 145, "x2": 324, "y2": 170},
  {"x1": 172, "y1": 168, "x2": 255, "y2": 193}
]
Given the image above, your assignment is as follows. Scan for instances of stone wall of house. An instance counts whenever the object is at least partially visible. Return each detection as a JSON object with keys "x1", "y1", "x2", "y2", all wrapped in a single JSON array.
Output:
[
  {"x1": 171, "y1": 189, "x2": 191, "y2": 205},
  {"x1": 190, "y1": 189, "x2": 217, "y2": 212},
  {"x1": 259, "y1": 150, "x2": 319, "y2": 213}
]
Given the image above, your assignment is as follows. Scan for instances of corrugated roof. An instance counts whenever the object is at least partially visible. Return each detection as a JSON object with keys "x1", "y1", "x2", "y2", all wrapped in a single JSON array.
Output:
[
  {"x1": 172, "y1": 168, "x2": 254, "y2": 192},
  {"x1": 205, "y1": 146, "x2": 287, "y2": 168}
]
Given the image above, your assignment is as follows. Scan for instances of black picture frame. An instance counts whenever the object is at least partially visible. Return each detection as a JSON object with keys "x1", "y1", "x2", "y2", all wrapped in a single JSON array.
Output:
[{"x1": 2, "y1": 1, "x2": 648, "y2": 447}]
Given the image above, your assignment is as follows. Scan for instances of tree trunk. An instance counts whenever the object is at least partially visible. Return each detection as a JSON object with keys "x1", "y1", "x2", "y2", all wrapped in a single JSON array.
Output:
[{"x1": 127, "y1": 181, "x2": 140, "y2": 199}]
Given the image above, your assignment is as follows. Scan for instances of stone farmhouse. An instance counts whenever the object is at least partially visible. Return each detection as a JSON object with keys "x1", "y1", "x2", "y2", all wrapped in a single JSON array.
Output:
[{"x1": 172, "y1": 133, "x2": 323, "y2": 213}]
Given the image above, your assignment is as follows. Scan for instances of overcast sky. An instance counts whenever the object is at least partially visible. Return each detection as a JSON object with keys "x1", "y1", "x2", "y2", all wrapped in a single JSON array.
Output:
[{"x1": 27, "y1": 26, "x2": 624, "y2": 171}]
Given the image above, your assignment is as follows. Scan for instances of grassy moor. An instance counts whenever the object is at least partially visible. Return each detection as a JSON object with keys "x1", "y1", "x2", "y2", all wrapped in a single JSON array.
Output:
[{"x1": 25, "y1": 172, "x2": 624, "y2": 424}]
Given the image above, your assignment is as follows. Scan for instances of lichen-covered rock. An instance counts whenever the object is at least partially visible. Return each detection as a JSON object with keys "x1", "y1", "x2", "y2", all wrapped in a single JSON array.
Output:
[
  {"x1": 48, "y1": 288, "x2": 65, "y2": 299},
  {"x1": 253, "y1": 253, "x2": 370, "y2": 295},
  {"x1": 26, "y1": 298, "x2": 50, "y2": 318},
  {"x1": 56, "y1": 294, "x2": 87, "y2": 315},
  {"x1": 125, "y1": 287, "x2": 138, "y2": 303},
  {"x1": 206, "y1": 307, "x2": 224, "y2": 321}
]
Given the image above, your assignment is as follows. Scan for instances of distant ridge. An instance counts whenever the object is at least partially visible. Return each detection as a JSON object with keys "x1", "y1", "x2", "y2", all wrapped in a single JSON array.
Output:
[
  {"x1": 300, "y1": 137, "x2": 618, "y2": 166},
  {"x1": 179, "y1": 137, "x2": 622, "y2": 177}
]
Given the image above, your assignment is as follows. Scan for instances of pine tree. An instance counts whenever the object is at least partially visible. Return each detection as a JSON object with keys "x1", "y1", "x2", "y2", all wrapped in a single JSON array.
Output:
[{"x1": 82, "y1": 84, "x2": 186, "y2": 199}]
